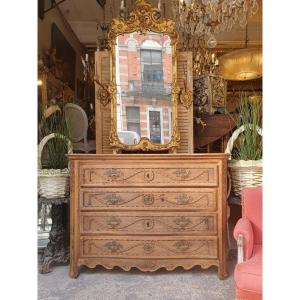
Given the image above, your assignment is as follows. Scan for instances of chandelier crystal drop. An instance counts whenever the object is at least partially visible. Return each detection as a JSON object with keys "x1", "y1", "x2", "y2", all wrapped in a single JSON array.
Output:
[{"x1": 172, "y1": 0, "x2": 259, "y2": 49}]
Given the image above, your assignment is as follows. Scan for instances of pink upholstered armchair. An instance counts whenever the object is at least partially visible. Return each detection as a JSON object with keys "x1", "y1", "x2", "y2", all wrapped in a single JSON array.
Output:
[{"x1": 233, "y1": 187, "x2": 262, "y2": 300}]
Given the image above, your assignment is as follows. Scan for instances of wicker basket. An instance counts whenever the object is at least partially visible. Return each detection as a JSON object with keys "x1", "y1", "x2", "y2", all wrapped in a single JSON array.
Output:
[
  {"x1": 225, "y1": 125, "x2": 262, "y2": 198},
  {"x1": 38, "y1": 133, "x2": 73, "y2": 199}
]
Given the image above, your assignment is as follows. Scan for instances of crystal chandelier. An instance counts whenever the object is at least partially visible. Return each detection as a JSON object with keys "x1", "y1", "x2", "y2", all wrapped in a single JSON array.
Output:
[{"x1": 172, "y1": 0, "x2": 259, "y2": 49}]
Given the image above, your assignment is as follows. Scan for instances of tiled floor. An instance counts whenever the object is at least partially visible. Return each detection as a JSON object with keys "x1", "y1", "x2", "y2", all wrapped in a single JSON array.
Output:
[{"x1": 38, "y1": 253, "x2": 236, "y2": 300}]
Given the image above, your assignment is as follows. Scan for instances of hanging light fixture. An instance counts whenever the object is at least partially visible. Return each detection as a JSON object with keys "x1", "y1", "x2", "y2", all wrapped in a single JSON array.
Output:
[
  {"x1": 219, "y1": 24, "x2": 262, "y2": 81},
  {"x1": 219, "y1": 48, "x2": 262, "y2": 80},
  {"x1": 172, "y1": 0, "x2": 259, "y2": 49}
]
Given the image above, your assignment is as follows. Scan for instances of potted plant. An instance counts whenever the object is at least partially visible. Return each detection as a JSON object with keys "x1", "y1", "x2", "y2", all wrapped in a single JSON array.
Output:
[
  {"x1": 225, "y1": 92, "x2": 262, "y2": 198},
  {"x1": 38, "y1": 104, "x2": 73, "y2": 199}
]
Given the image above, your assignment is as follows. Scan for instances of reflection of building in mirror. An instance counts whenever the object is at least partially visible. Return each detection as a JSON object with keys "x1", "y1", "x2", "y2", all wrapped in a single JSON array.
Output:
[
  {"x1": 115, "y1": 32, "x2": 173, "y2": 145},
  {"x1": 117, "y1": 130, "x2": 140, "y2": 145}
]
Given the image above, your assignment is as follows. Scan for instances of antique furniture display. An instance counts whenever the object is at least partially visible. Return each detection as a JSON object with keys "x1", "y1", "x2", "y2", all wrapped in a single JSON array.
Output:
[
  {"x1": 193, "y1": 75, "x2": 227, "y2": 115},
  {"x1": 68, "y1": 154, "x2": 229, "y2": 279},
  {"x1": 194, "y1": 114, "x2": 236, "y2": 153},
  {"x1": 39, "y1": 196, "x2": 69, "y2": 274},
  {"x1": 64, "y1": 103, "x2": 96, "y2": 153},
  {"x1": 233, "y1": 187, "x2": 262, "y2": 300},
  {"x1": 104, "y1": 0, "x2": 182, "y2": 153},
  {"x1": 38, "y1": 66, "x2": 75, "y2": 111}
]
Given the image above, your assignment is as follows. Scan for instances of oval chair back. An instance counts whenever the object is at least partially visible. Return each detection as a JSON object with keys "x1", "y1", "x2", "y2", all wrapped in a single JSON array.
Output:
[{"x1": 63, "y1": 103, "x2": 88, "y2": 144}]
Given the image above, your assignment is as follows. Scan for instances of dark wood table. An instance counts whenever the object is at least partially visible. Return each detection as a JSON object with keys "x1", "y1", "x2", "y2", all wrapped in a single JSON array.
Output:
[
  {"x1": 38, "y1": 196, "x2": 69, "y2": 274},
  {"x1": 194, "y1": 114, "x2": 236, "y2": 152}
]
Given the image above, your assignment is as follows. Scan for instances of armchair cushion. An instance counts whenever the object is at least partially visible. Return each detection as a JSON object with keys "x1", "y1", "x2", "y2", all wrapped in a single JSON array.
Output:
[
  {"x1": 234, "y1": 245, "x2": 262, "y2": 295},
  {"x1": 233, "y1": 217, "x2": 254, "y2": 260}
]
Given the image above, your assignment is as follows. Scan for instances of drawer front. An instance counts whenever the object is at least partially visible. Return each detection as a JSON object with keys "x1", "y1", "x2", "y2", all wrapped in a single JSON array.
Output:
[
  {"x1": 80, "y1": 212, "x2": 217, "y2": 235},
  {"x1": 80, "y1": 236, "x2": 218, "y2": 259},
  {"x1": 80, "y1": 164, "x2": 218, "y2": 187},
  {"x1": 80, "y1": 188, "x2": 217, "y2": 211}
]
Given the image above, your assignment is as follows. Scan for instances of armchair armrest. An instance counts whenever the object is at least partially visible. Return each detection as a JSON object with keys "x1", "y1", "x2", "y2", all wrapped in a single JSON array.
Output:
[{"x1": 234, "y1": 218, "x2": 254, "y2": 261}]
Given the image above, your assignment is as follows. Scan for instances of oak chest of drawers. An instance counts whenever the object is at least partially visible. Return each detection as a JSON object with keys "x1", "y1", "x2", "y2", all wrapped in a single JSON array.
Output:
[{"x1": 68, "y1": 154, "x2": 229, "y2": 278}]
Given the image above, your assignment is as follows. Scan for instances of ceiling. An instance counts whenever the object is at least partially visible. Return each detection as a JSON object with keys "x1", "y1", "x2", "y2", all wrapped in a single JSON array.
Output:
[{"x1": 57, "y1": 0, "x2": 262, "y2": 48}]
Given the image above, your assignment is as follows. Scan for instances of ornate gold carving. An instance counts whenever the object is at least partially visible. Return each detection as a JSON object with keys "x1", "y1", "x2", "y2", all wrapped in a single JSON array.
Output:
[
  {"x1": 179, "y1": 78, "x2": 193, "y2": 109},
  {"x1": 108, "y1": 0, "x2": 180, "y2": 152},
  {"x1": 95, "y1": 82, "x2": 110, "y2": 107},
  {"x1": 194, "y1": 75, "x2": 226, "y2": 114},
  {"x1": 211, "y1": 76, "x2": 227, "y2": 109},
  {"x1": 179, "y1": 88, "x2": 193, "y2": 110}
]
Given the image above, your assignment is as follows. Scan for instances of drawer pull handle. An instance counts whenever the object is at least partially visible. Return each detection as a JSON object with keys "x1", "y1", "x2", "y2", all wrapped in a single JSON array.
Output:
[
  {"x1": 143, "y1": 194, "x2": 154, "y2": 205},
  {"x1": 107, "y1": 217, "x2": 121, "y2": 229},
  {"x1": 175, "y1": 193, "x2": 190, "y2": 205},
  {"x1": 105, "y1": 193, "x2": 121, "y2": 205},
  {"x1": 104, "y1": 240, "x2": 123, "y2": 253},
  {"x1": 174, "y1": 216, "x2": 192, "y2": 229},
  {"x1": 143, "y1": 243, "x2": 155, "y2": 254},
  {"x1": 174, "y1": 169, "x2": 191, "y2": 179},
  {"x1": 174, "y1": 240, "x2": 192, "y2": 252},
  {"x1": 105, "y1": 169, "x2": 123, "y2": 180}
]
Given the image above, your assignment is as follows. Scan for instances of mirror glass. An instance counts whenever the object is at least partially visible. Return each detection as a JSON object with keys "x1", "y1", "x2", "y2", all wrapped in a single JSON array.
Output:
[{"x1": 115, "y1": 32, "x2": 173, "y2": 145}]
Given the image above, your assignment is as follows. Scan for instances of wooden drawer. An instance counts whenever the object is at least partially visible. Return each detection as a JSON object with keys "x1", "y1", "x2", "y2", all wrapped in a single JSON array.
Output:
[
  {"x1": 80, "y1": 164, "x2": 218, "y2": 187},
  {"x1": 80, "y1": 212, "x2": 217, "y2": 235},
  {"x1": 80, "y1": 188, "x2": 217, "y2": 211},
  {"x1": 80, "y1": 236, "x2": 218, "y2": 259}
]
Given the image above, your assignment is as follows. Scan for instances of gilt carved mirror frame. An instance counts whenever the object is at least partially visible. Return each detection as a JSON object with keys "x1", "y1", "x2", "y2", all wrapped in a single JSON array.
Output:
[{"x1": 107, "y1": 0, "x2": 180, "y2": 152}]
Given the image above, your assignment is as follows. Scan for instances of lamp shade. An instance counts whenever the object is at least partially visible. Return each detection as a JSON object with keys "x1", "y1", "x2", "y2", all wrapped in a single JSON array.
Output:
[{"x1": 219, "y1": 48, "x2": 262, "y2": 81}]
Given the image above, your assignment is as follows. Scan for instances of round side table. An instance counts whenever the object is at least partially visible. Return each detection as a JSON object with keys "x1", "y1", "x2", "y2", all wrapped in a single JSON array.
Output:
[{"x1": 38, "y1": 196, "x2": 69, "y2": 274}]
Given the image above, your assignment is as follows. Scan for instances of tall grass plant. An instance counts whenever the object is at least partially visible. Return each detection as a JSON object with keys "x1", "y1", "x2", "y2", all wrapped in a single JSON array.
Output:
[
  {"x1": 233, "y1": 92, "x2": 262, "y2": 161},
  {"x1": 40, "y1": 107, "x2": 70, "y2": 169}
]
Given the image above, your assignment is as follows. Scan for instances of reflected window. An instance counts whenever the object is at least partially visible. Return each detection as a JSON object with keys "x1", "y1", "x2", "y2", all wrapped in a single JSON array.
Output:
[
  {"x1": 141, "y1": 49, "x2": 163, "y2": 95},
  {"x1": 126, "y1": 106, "x2": 141, "y2": 136},
  {"x1": 149, "y1": 110, "x2": 162, "y2": 144}
]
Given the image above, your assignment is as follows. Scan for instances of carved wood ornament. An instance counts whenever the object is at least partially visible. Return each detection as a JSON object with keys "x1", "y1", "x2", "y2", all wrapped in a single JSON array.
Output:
[
  {"x1": 179, "y1": 78, "x2": 193, "y2": 109},
  {"x1": 107, "y1": 0, "x2": 181, "y2": 152}
]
